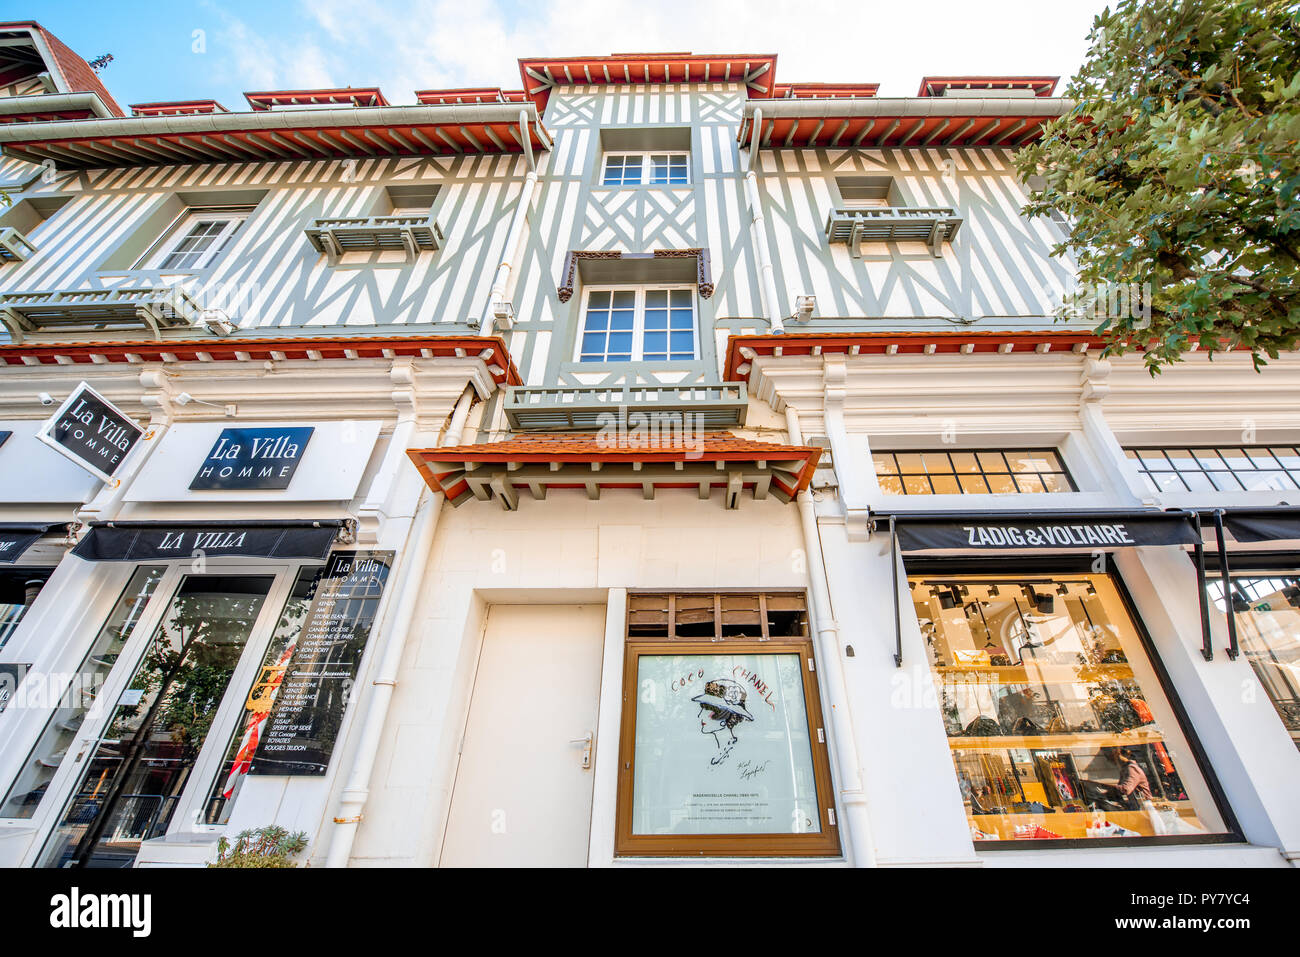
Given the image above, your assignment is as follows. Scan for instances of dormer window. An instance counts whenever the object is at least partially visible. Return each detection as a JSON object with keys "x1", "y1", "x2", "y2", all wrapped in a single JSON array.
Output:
[
  {"x1": 601, "y1": 152, "x2": 690, "y2": 187},
  {"x1": 138, "y1": 207, "x2": 253, "y2": 271}
]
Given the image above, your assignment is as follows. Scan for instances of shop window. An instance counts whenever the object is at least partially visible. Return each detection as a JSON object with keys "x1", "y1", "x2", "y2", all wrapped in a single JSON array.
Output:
[
  {"x1": 616, "y1": 592, "x2": 839, "y2": 856},
  {"x1": 911, "y1": 572, "x2": 1230, "y2": 844},
  {"x1": 874, "y1": 449, "x2": 1075, "y2": 495},
  {"x1": 0, "y1": 567, "x2": 53, "y2": 651},
  {"x1": 1125, "y1": 446, "x2": 1300, "y2": 494},
  {"x1": 202, "y1": 566, "x2": 323, "y2": 824},
  {"x1": 0, "y1": 566, "x2": 167, "y2": 820},
  {"x1": 36, "y1": 574, "x2": 274, "y2": 868},
  {"x1": 135, "y1": 206, "x2": 254, "y2": 271},
  {"x1": 1208, "y1": 572, "x2": 1300, "y2": 752},
  {"x1": 576, "y1": 285, "x2": 697, "y2": 362}
]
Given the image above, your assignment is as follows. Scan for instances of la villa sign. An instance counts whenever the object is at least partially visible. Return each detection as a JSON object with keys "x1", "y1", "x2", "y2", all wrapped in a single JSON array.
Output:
[
  {"x1": 190, "y1": 426, "x2": 314, "y2": 490},
  {"x1": 36, "y1": 382, "x2": 144, "y2": 483}
]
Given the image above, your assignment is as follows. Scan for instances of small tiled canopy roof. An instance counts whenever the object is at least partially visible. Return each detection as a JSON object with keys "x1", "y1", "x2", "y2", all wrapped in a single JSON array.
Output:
[
  {"x1": 519, "y1": 53, "x2": 778, "y2": 115},
  {"x1": 245, "y1": 88, "x2": 389, "y2": 110},
  {"x1": 409, "y1": 432, "x2": 821, "y2": 509},
  {"x1": 918, "y1": 76, "x2": 1059, "y2": 97}
]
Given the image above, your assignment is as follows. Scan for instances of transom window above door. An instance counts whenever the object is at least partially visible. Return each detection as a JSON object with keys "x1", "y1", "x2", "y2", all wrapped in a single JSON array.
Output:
[
  {"x1": 601, "y1": 152, "x2": 690, "y2": 187},
  {"x1": 577, "y1": 286, "x2": 697, "y2": 363},
  {"x1": 138, "y1": 206, "x2": 254, "y2": 271}
]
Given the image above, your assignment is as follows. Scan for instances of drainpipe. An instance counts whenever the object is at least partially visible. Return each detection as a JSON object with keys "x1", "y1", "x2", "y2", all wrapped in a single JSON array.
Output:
[
  {"x1": 743, "y1": 108, "x2": 784, "y2": 335},
  {"x1": 324, "y1": 385, "x2": 476, "y2": 868},
  {"x1": 479, "y1": 111, "x2": 539, "y2": 337},
  {"x1": 786, "y1": 404, "x2": 874, "y2": 866}
]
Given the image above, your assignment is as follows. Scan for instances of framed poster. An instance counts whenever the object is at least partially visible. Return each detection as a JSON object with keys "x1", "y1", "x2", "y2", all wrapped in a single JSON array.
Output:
[{"x1": 616, "y1": 638, "x2": 840, "y2": 857}]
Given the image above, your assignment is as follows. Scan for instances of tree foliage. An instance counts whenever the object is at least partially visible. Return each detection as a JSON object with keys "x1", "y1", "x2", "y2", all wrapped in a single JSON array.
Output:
[{"x1": 1017, "y1": 0, "x2": 1300, "y2": 371}]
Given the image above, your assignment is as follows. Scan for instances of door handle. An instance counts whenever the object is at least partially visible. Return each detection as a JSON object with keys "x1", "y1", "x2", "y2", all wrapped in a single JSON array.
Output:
[{"x1": 569, "y1": 732, "x2": 593, "y2": 769}]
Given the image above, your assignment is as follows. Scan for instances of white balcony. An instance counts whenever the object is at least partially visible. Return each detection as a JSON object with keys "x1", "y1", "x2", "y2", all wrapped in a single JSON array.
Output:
[
  {"x1": 0, "y1": 227, "x2": 37, "y2": 263},
  {"x1": 825, "y1": 206, "x2": 963, "y2": 258},
  {"x1": 0, "y1": 287, "x2": 206, "y2": 342},
  {"x1": 305, "y1": 214, "x2": 444, "y2": 263}
]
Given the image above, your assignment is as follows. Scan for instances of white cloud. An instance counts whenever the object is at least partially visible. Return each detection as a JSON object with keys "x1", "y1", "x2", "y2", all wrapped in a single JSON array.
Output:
[{"x1": 200, "y1": 0, "x2": 1104, "y2": 104}]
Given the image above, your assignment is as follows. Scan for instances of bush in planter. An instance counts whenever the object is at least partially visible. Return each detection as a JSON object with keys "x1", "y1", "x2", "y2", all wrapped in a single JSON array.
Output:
[{"x1": 210, "y1": 825, "x2": 308, "y2": 868}]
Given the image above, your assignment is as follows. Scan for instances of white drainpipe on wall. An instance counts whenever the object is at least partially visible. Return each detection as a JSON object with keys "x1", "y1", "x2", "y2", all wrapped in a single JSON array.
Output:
[
  {"x1": 479, "y1": 111, "x2": 539, "y2": 337},
  {"x1": 786, "y1": 404, "x2": 875, "y2": 866},
  {"x1": 324, "y1": 384, "x2": 476, "y2": 868},
  {"x1": 743, "y1": 107, "x2": 785, "y2": 335}
]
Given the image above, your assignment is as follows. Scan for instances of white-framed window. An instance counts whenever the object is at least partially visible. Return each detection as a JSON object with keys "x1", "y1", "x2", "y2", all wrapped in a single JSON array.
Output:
[
  {"x1": 138, "y1": 206, "x2": 253, "y2": 270},
  {"x1": 601, "y1": 152, "x2": 689, "y2": 187},
  {"x1": 576, "y1": 285, "x2": 698, "y2": 363}
]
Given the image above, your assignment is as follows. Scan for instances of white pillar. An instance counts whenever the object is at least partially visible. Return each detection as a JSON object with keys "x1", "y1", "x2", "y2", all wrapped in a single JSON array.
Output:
[
  {"x1": 323, "y1": 386, "x2": 475, "y2": 868},
  {"x1": 786, "y1": 405, "x2": 875, "y2": 865}
]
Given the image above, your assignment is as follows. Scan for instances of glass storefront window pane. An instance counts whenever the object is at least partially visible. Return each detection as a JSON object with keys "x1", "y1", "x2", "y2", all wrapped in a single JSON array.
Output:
[
  {"x1": 0, "y1": 568, "x2": 52, "y2": 652},
  {"x1": 0, "y1": 566, "x2": 167, "y2": 820},
  {"x1": 873, "y1": 454, "x2": 897, "y2": 476},
  {"x1": 1211, "y1": 575, "x2": 1300, "y2": 752},
  {"x1": 959, "y1": 474, "x2": 990, "y2": 494},
  {"x1": 930, "y1": 475, "x2": 962, "y2": 495},
  {"x1": 912, "y1": 572, "x2": 1228, "y2": 844},
  {"x1": 36, "y1": 574, "x2": 272, "y2": 868},
  {"x1": 903, "y1": 475, "x2": 931, "y2": 495},
  {"x1": 203, "y1": 566, "x2": 322, "y2": 825}
]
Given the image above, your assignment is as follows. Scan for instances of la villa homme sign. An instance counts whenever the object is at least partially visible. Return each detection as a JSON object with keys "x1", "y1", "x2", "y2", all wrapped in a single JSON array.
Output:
[
  {"x1": 190, "y1": 426, "x2": 314, "y2": 490},
  {"x1": 36, "y1": 382, "x2": 143, "y2": 483}
]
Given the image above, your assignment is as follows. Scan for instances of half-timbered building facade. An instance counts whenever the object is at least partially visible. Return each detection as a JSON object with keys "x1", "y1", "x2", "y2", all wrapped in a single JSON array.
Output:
[{"x1": 0, "y1": 24, "x2": 1295, "y2": 868}]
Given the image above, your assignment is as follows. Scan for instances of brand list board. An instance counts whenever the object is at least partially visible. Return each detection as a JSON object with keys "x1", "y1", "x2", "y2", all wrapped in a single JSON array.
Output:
[{"x1": 248, "y1": 550, "x2": 394, "y2": 776}]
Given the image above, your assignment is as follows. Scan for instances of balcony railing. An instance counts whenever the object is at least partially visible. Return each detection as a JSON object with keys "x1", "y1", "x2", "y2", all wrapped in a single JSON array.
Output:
[
  {"x1": 505, "y1": 383, "x2": 748, "y2": 431},
  {"x1": 825, "y1": 206, "x2": 963, "y2": 258},
  {"x1": 305, "y1": 214, "x2": 444, "y2": 263},
  {"x1": 0, "y1": 287, "x2": 205, "y2": 342},
  {"x1": 0, "y1": 227, "x2": 37, "y2": 263}
]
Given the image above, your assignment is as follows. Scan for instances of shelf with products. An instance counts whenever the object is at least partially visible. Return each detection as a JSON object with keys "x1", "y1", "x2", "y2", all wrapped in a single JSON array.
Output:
[
  {"x1": 968, "y1": 806, "x2": 1208, "y2": 841},
  {"x1": 950, "y1": 727, "x2": 1166, "y2": 751},
  {"x1": 933, "y1": 662, "x2": 1135, "y2": 683}
]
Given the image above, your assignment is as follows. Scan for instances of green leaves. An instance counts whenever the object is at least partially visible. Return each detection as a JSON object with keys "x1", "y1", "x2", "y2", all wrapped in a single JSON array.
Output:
[{"x1": 1019, "y1": 0, "x2": 1300, "y2": 371}]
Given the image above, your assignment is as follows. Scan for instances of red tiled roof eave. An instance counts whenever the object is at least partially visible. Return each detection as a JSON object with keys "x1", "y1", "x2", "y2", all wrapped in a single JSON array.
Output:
[
  {"x1": 0, "y1": 20, "x2": 125, "y2": 116},
  {"x1": 0, "y1": 334, "x2": 522, "y2": 386},
  {"x1": 407, "y1": 432, "x2": 822, "y2": 504},
  {"x1": 721, "y1": 330, "x2": 1263, "y2": 381},
  {"x1": 518, "y1": 53, "x2": 778, "y2": 115}
]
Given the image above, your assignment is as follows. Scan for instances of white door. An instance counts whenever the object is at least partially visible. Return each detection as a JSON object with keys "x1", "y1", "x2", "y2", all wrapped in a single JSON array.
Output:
[{"x1": 440, "y1": 604, "x2": 606, "y2": 867}]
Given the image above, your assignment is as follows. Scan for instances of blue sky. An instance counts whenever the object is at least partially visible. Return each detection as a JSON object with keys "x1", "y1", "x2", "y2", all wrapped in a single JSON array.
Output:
[{"x1": 2, "y1": 0, "x2": 1108, "y2": 108}]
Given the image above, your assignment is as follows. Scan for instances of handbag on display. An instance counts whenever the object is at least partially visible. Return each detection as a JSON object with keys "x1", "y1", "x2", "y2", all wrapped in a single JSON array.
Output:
[{"x1": 964, "y1": 716, "x2": 1003, "y2": 737}]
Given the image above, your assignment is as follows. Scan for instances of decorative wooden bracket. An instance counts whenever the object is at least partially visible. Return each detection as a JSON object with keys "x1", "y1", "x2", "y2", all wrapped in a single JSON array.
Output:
[{"x1": 557, "y1": 248, "x2": 713, "y2": 302}]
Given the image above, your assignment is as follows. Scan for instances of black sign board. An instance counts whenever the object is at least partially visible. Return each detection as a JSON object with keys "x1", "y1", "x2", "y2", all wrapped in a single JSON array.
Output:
[
  {"x1": 891, "y1": 513, "x2": 1200, "y2": 552},
  {"x1": 190, "y1": 426, "x2": 315, "y2": 491},
  {"x1": 36, "y1": 382, "x2": 144, "y2": 483},
  {"x1": 0, "y1": 431, "x2": 10, "y2": 450},
  {"x1": 0, "y1": 664, "x2": 29, "y2": 714},
  {"x1": 249, "y1": 550, "x2": 394, "y2": 776},
  {"x1": 72, "y1": 521, "x2": 339, "y2": 562},
  {"x1": 0, "y1": 524, "x2": 49, "y2": 564}
]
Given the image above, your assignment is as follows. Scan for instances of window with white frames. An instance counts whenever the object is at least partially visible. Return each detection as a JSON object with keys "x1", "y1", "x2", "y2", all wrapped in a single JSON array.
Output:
[
  {"x1": 577, "y1": 286, "x2": 697, "y2": 363},
  {"x1": 601, "y1": 152, "x2": 690, "y2": 187},
  {"x1": 138, "y1": 206, "x2": 253, "y2": 270}
]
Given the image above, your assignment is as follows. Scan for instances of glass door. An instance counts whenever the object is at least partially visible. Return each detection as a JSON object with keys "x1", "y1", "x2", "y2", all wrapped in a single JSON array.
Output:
[{"x1": 36, "y1": 572, "x2": 280, "y2": 868}]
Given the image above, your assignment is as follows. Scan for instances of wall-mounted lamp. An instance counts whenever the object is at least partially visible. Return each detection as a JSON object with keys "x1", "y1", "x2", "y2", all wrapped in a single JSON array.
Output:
[
  {"x1": 791, "y1": 295, "x2": 816, "y2": 323},
  {"x1": 175, "y1": 392, "x2": 236, "y2": 417}
]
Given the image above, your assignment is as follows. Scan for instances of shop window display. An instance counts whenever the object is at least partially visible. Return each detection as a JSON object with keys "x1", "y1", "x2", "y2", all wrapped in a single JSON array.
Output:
[
  {"x1": 1208, "y1": 573, "x2": 1300, "y2": 752},
  {"x1": 911, "y1": 573, "x2": 1229, "y2": 844}
]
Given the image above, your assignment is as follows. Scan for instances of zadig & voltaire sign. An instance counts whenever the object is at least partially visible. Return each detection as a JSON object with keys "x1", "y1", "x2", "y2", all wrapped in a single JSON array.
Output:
[{"x1": 890, "y1": 513, "x2": 1200, "y2": 552}]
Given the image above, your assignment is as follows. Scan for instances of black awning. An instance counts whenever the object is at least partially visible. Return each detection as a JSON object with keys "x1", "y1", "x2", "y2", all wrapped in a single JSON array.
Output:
[
  {"x1": 71, "y1": 521, "x2": 342, "y2": 562},
  {"x1": 0, "y1": 524, "x2": 52, "y2": 564},
  {"x1": 1217, "y1": 507, "x2": 1300, "y2": 544},
  {"x1": 878, "y1": 509, "x2": 1201, "y2": 553}
]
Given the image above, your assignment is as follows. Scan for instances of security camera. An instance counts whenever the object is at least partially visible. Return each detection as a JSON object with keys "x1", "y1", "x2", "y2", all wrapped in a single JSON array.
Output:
[{"x1": 38, "y1": 392, "x2": 53, "y2": 406}]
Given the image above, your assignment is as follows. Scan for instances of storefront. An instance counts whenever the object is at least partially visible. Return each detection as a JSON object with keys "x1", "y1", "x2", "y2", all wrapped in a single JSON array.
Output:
[
  {"x1": 1201, "y1": 508, "x2": 1300, "y2": 755},
  {"x1": 873, "y1": 508, "x2": 1241, "y2": 848},
  {"x1": 0, "y1": 412, "x2": 402, "y2": 868}
]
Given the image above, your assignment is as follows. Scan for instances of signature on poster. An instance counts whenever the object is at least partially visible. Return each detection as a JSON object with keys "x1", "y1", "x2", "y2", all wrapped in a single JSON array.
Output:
[{"x1": 692, "y1": 678, "x2": 754, "y2": 766}]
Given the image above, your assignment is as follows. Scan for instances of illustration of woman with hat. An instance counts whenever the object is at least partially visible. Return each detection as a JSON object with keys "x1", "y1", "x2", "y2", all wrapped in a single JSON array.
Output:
[{"x1": 692, "y1": 678, "x2": 755, "y2": 749}]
